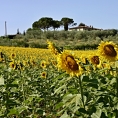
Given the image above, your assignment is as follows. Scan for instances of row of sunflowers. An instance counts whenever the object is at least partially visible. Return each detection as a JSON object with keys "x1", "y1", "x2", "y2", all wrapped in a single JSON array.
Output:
[
  {"x1": 47, "y1": 40, "x2": 118, "y2": 76},
  {"x1": 0, "y1": 40, "x2": 118, "y2": 117}
]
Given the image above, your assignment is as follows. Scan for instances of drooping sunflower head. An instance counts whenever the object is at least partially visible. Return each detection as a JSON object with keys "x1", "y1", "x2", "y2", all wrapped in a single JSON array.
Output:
[
  {"x1": 47, "y1": 40, "x2": 59, "y2": 55},
  {"x1": 57, "y1": 51, "x2": 83, "y2": 77},
  {"x1": 98, "y1": 41, "x2": 118, "y2": 62}
]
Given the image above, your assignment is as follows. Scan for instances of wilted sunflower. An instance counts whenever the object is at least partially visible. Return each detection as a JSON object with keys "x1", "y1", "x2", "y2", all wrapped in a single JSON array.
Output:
[
  {"x1": 57, "y1": 51, "x2": 83, "y2": 77},
  {"x1": 41, "y1": 72, "x2": 47, "y2": 79},
  {"x1": 98, "y1": 41, "x2": 118, "y2": 62},
  {"x1": 47, "y1": 40, "x2": 59, "y2": 55}
]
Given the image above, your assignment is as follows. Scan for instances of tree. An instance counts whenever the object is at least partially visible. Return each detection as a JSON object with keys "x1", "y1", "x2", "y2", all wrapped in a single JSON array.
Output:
[
  {"x1": 23, "y1": 30, "x2": 26, "y2": 35},
  {"x1": 38, "y1": 17, "x2": 53, "y2": 30},
  {"x1": 17, "y1": 28, "x2": 20, "y2": 34},
  {"x1": 72, "y1": 23, "x2": 77, "y2": 26},
  {"x1": 61, "y1": 17, "x2": 74, "y2": 31},
  {"x1": 51, "y1": 20, "x2": 61, "y2": 30},
  {"x1": 32, "y1": 21, "x2": 39, "y2": 29},
  {"x1": 79, "y1": 23, "x2": 86, "y2": 26}
]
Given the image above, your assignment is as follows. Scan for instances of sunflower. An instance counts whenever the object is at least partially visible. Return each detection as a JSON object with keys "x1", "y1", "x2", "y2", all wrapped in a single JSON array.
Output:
[
  {"x1": 57, "y1": 51, "x2": 83, "y2": 77},
  {"x1": 30, "y1": 59, "x2": 36, "y2": 66},
  {"x1": 98, "y1": 41, "x2": 118, "y2": 62},
  {"x1": 88, "y1": 55, "x2": 102, "y2": 70},
  {"x1": 9, "y1": 62, "x2": 16, "y2": 69},
  {"x1": 23, "y1": 60, "x2": 28, "y2": 66},
  {"x1": 40, "y1": 60, "x2": 47, "y2": 68},
  {"x1": 10, "y1": 53, "x2": 16, "y2": 59},
  {"x1": 80, "y1": 56, "x2": 89, "y2": 65},
  {"x1": 0, "y1": 57, "x2": 4, "y2": 62},
  {"x1": 47, "y1": 40, "x2": 59, "y2": 55},
  {"x1": 51, "y1": 60, "x2": 57, "y2": 67},
  {"x1": 41, "y1": 72, "x2": 47, "y2": 79}
]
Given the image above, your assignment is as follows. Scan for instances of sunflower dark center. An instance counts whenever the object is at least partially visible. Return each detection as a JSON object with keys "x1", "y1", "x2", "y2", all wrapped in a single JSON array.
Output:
[
  {"x1": 12, "y1": 64, "x2": 15, "y2": 68},
  {"x1": 91, "y1": 56, "x2": 99, "y2": 65},
  {"x1": 65, "y1": 55, "x2": 79, "y2": 71},
  {"x1": 104, "y1": 44, "x2": 117, "y2": 57}
]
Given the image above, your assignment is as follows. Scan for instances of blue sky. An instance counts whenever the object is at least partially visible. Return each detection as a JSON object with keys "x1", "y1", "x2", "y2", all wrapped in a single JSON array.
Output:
[{"x1": 0, "y1": 0, "x2": 118, "y2": 36}]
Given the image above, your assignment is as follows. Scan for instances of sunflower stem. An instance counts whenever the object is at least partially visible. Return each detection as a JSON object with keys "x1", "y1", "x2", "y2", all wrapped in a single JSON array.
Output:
[
  {"x1": 115, "y1": 67, "x2": 118, "y2": 118},
  {"x1": 78, "y1": 76, "x2": 85, "y2": 109}
]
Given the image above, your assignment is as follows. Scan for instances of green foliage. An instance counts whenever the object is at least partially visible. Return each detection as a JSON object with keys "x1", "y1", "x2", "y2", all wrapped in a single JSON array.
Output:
[
  {"x1": 52, "y1": 20, "x2": 61, "y2": 30},
  {"x1": 79, "y1": 22, "x2": 86, "y2": 26},
  {"x1": 61, "y1": 17, "x2": 74, "y2": 31},
  {"x1": 29, "y1": 42, "x2": 47, "y2": 48},
  {"x1": 0, "y1": 49, "x2": 118, "y2": 117},
  {"x1": 32, "y1": 17, "x2": 54, "y2": 30},
  {"x1": 0, "y1": 29, "x2": 118, "y2": 50}
]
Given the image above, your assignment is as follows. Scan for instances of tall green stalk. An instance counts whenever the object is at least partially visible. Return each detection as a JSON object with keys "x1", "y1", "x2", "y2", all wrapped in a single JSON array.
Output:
[
  {"x1": 78, "y1": 76, "x2": 85, "y2": 109},
  {"x1": 115, "y1": 67, "x2": 118, "y2": 118}
]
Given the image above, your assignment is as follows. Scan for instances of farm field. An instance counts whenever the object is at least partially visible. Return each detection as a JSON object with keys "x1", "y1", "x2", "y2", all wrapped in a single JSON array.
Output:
[{"x1": 0, "y1": 41, "x2": 118, "y2": 118}]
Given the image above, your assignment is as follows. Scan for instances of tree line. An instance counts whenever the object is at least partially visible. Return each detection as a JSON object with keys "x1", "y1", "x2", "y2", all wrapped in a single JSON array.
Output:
[{"x1": 32, "y1": 17, "x2": 77, "y2": 31}]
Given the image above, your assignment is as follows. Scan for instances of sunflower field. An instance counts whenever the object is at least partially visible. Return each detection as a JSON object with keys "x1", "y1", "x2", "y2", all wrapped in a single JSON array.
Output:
[{"x1": 0, "y1": 41, "x2": 118, "y2": 118}]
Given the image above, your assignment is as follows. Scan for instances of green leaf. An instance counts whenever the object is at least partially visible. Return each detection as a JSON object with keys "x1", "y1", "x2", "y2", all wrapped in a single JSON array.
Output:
[
  {"x1": 78, "y1": 108, "x2": 87, "y2": 114},
  {"x1": 87, "y1": 83, "x2": 98, "y2": 89},
  {"x1": 55, "y1": 102, "x2": 64, "y2": 110},
  {"x1": 91, "y1": 108, "x2": 102, "y2": 118},
  {"x1": 0, "y1": 75, "x2": 4, "y2": 85},
  {"x1": 60, "y1": 111, "x2": 70, "y2": 118},
  {"x1": 110, "y1": 77, "x2": 116, "y2": 84},
  {"x1": 6, "y1": 84, "x2": 18, "y2": 88},
  {"x1": 63, "y1": 94, "x2": 86, "y2": 108},
  {"x1": 89, "y1": 79, "x2": 98, "y2": 84},
  {"x1": 7, "y1": 108, "x2": 19, "y2": 116},
  {"x1": 82, "y1": 76, "x2": 89, "y2": 82},
  {"x1": 54, "y1": 84, "x2": 66, "y2": 94},
  {"x1": 36, "y1": 109, "x2": 43, "y2": 115},
  {"x1": 17, "y1": 106, "x2": 28, "y2": 114}
]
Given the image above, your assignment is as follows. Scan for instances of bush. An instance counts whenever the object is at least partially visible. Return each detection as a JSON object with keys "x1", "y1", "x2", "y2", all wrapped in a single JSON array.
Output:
[
  {"x1": 29, "y1": 42, "x2": 47, "y2": 48},
  {"x1": 16, "y1": 41, "x2": 29, "y2": 47}
]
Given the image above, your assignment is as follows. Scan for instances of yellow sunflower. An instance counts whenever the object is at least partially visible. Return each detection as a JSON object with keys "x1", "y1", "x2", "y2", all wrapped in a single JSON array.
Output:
[
  {"x1": 9, "y1": 62, "x2": 16, "y2": 69},
  {"x1": 88, "y1": 55, "x2": 102, "y2": 70},
  {"x1": 47, "y1": 40, "x2": 59, "y2": 55},
  {"x1": 98, "y1": 41, "x2": 118, "y2": 62},
  {"x1": 40, "y1": 60, "x2": 47, "y2": 68},
  {"x1": 41, "y1": 72, "x2": 47, "y2": 79},
  {"x1": 0, "y1": 57, "x2": 4, "y2": 62},
  {"x1": 10, "y1": 53, "x2": 16, "y2": 59},
  {"x1": 23, "y1": 60, "x2": 28, "y2": 67},
  {"x1": 57, "y1": 51, "x2": 83, "y2": 77}
]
